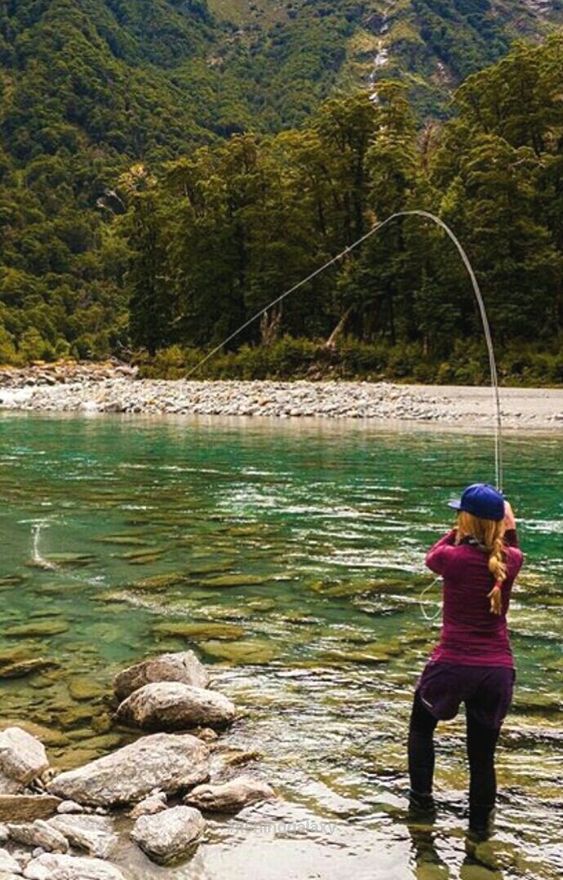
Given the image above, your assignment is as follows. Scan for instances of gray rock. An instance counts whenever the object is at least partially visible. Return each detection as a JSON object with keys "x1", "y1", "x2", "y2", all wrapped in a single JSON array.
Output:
[
  {"x1": 46, "y1": 816, "x2": 116, "y2": 859},
  {"x1": 130, "y1": 805, "x2": 205, "y2": 864},
  {"x1": 184, "y1": 775, "x2": 275, "y2": 813},
  {"x1": 0, "y1": 825, "x2": 7, "y2": 845},
  {"x1": 113, "y1": 651, "x2": 209, "y2": 701},
  {"x1": 0, "y1": 775, "x2": 21, "y2": 797},
  {"x1": 23, "y1": 853, "x2": 125, "y2": 879},
  {"x1": 0, "y1": 730, "x2": 49, "y2": 787},
  {"x1": 116, "y1": 682, "x2": 235, "y2": 731},
  {"x1": 0, "y1": 849, "x2": 21, "y2": 874},
  {"x1": 129, "y1": 792, "x2": 167, "y2": 819},
  {"x1": 7, "y1": 821, "x2": 68, "y2": 854},
  {"x1": 47, "y1": 734, "x2": 209, "y2": 806},
  {"x1": 55, "y1": 803, "x2": 83, "y2": 816}
]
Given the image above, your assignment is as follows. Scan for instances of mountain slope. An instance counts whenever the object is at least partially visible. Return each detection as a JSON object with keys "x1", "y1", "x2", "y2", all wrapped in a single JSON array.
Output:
[{"x1": 0, "y1": 0, "x2": 561, "y2": 363}]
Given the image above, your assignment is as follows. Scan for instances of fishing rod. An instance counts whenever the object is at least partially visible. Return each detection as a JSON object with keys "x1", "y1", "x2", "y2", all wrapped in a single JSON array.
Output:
[{"x1": 185, "y1": 210, "x2": 503, "y2": 491}]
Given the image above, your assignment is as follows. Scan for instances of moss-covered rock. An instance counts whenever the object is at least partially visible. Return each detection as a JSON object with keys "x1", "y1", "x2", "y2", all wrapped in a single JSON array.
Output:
[
  {"x1": 153, "y1": 621, "x2": 245, "y2": 641},
  {"x1": 198, "y1": 639, "x2": 279, "y2": 664}
]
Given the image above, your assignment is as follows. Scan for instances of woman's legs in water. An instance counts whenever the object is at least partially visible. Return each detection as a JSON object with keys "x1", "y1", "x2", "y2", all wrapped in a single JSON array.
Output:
[
  {"x1": 408, "y1": 690, "x2": 438, "y2": 805},
  {"x1": 408, "y1": 689, "x2": 501, "y2": 834},
  {"x1": 466, "y1": 713, "x2": 501, "y2": 837}
]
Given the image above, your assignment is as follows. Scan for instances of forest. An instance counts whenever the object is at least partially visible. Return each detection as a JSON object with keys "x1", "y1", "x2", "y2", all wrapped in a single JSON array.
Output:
[
  {"x1": 125, "y1": 36, "x2": 563, "y2": 384},
  {"x1": 0, "y1": 1, "x2": 561, "y2": 383}
]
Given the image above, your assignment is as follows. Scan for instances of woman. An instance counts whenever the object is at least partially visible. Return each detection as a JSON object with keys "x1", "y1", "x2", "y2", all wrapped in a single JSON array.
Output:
[{"x1": 408, "y1": 482, "x2": 523, "y2": 840}]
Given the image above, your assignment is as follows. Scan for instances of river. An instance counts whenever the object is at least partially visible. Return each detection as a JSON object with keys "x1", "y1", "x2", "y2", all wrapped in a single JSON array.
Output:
[{"x1": 0, "y1": 413, "x2": 561, "y2": 879}]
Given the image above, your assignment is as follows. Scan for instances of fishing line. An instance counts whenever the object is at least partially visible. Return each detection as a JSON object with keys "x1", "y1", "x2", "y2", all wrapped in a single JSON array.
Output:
[
  {"x1": 418, "y1": 576, "x2": 442, "y2": 622},
  {"x1": 184, "y1": 211, "x2": 504, "y2": 621},
  {"x1": 184, "y1": 209, "x2": 503, "y2": 491}
]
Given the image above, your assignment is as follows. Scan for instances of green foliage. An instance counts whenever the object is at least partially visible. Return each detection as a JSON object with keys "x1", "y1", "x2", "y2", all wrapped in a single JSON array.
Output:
[
  {"x1": 0, "y1": 2, "x2": 561, "y2": 379},
  {"x1": 123, "y1": 36, "x2": 562, "y2": 381},
  {"x1": 135, "y1": 335, "x2": 563, "y2": 386}
]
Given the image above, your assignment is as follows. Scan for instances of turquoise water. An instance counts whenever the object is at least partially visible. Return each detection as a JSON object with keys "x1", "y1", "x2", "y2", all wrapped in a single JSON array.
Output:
[{"x1": 0, "y1": 414, "x2": 561, "y2": 879}]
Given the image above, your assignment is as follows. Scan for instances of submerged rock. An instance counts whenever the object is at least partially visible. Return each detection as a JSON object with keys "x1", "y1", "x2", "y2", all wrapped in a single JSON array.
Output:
[
  {"x1": 131, "y1": 805, "x2": 205, "y2": 864},
  {"x1": 4, "y1": 621, "x2": 69, "y2": 639},
  {"x1": 152, "y1": 622, "x2": 245, "y2": 641},
  {"x1": 113, "y1": 651, "x2": 209, "y2": 701},
  {"x1": 129, "y1": 573, "x2": 187, "y2": 592},
  {"x1": 67, "y1": 680, "x2": 105, "y2": 703},
  {"x1": 0, "y1": 728, "x2": 49, "y2": 788},
  {"x1": 184, "y1": 775, "x2": 275, "y2": 813},
  {"x1": 47, "y1": 733, "x2": 209, "y2": 806},
  {"x1": 116, "y1": 682, "x2": 235, "y2": 731},
  {"x1": 0, "y1": 659, "x2": 58, "y2": 680},
  {"x1": 47, "y1": 815, "x2": 117, "y2": 859},
  {"x1": 199, "y1": 574, "x2": 266, "y2": 588},
  {"x1": 23, "y1": 852, "x2": 126, "y2": 879},
  {"x1": 198, "y1": 638, "x2": 279, "y2": 664}
]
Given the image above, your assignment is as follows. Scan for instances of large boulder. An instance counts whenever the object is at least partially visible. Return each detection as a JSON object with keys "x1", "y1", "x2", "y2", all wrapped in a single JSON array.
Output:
[
  {"x1": 113, "y1": 652, "x2": 209, "y2": 701},
  {"x1": 23, "y1": 853, "x2": 126, "y2": 880},
  {"x1": 46, "y1": 815, "x2": 117, "y2": 859},
  {"x1": 184, "y1": 775, "x2": 275, "y2": 813},
  {"x1": 131, "y1": 805, "x2": 205, "y2": 864},
  {"x1": 116, "y1": 682, "x2": 235, "y2": 731},
  {"x1": 0, "y1": 728, "x2": 49, "y2": 789},
  {"x1": 47, "y1": 733, "x2": 209, "y2": 807}
]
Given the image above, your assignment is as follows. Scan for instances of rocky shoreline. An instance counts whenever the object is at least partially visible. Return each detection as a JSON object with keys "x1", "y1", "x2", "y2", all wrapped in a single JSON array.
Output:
[
  {"x1": 0, "y1": 651, "x2": 275, "y2": 879},
  {"x1": 0, "y1": 361, "x2": 561, "y2": 428}
]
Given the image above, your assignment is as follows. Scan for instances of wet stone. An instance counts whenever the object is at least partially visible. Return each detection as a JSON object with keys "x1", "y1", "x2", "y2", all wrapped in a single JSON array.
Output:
[
  {"x1": 198, "y1": 639, "x2": 280, "y2": 664},
  {"x1": 23, "y1": 852, "x2": 126, "y2": 879},
  {"x1": 184, "y1": 775, "x2": 275, "y2": 813},
  {"x1": 46, "y1": 815, "x2": 118, "y2": 859},
  {"x1": 152, "y1": 622, "x2": 245, "y2": 641},
  {"x1": 47, "y1": 733, "x2": 210, "y2": 806},
  {"x1": 199, "y1": 574, "x2": 267, "y2": 589},
  {"x1": 130, "y1": 805, "x2": 205, "y2": 865},
  {"x1": 67, "y1": 679, "x2": 105, "y2": 703},
  {"x1": 116, "y1": 682, "x2": 236, "y2": 731},
  {"x1": 113, "y1": 651, "x2": 209, "y2": 701},
  {"x1": 7, "y1": 819, "x2": 69, "y2": 854},
  {"x1": 4, "y1": 622, "x2": 69, "y2": 639}
]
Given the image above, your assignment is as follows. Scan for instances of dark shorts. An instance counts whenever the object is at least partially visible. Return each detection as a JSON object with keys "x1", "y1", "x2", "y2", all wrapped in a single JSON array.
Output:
[{"x1": 415, "y1": 660, "x2": 516, "y2": 730}]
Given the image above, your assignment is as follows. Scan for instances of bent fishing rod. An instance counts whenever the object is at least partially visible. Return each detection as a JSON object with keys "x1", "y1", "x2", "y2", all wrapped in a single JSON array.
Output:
[{"x1": 184, "y1": 210, "x2": 503, "y2": 492}]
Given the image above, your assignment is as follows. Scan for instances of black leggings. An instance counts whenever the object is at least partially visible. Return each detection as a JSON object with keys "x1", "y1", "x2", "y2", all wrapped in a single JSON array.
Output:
[{"x1": 408, "y1": 690, "x2": 500, "y2": 807}]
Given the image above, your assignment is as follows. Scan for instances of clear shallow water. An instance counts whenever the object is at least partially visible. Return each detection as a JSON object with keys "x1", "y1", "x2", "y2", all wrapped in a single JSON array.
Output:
[{"x1": 0, "y1": 413, "x2": 561, "y2": 880}]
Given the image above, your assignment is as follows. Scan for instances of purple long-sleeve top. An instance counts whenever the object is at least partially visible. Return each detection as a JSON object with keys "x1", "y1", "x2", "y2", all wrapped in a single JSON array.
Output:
[{"x1": 425, "y1": 527, "x2": 523, "y2": 668}]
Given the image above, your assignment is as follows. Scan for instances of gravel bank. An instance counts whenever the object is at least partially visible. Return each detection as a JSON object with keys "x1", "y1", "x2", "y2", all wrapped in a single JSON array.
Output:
[{"x1": 0, "y1": 364, "x2": 561, "y2": 428}]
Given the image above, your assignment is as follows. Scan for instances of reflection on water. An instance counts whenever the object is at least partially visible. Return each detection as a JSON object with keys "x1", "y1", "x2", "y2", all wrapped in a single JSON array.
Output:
[{"x1": 0, "y1": 414, "x2": 561, "y2": 879}]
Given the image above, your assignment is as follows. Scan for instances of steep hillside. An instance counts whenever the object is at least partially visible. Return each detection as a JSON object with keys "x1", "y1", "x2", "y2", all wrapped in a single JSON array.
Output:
[
  {"x1": 0, "y1": 0, "x2": 561, "y2": 363},
  {"x1": 208, "y1": 0, "x2": 563, "y2": 118}
]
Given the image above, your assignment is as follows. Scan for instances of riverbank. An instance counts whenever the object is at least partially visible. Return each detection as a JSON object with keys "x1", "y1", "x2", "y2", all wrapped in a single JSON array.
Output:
[{"x1": 0, "y1": 363, "x2": 561, "y2": 428}]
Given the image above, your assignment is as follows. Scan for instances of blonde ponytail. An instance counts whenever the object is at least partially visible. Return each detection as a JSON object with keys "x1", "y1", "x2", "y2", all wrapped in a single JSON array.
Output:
[
  {"x1": 488, "y1": 534, "x2": 507, "y2": 584},
  {"x1": 455, "y1": 511, "x2": 507, "y2": 614}
]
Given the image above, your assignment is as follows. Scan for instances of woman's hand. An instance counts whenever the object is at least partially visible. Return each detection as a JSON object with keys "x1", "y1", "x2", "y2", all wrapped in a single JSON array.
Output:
[{"x1": 503, "y1": 500, "x2": 516, "y2": 530}]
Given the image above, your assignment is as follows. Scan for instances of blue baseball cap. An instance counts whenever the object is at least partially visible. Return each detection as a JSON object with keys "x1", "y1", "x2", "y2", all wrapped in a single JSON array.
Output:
[{"x1": 448, "y1": 483, "x2": 505, "y2": 521}]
